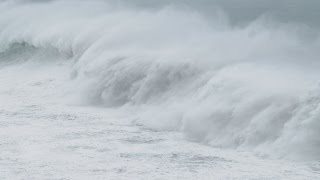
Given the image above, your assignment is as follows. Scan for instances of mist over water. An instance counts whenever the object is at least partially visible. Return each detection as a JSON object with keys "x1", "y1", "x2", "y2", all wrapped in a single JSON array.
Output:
[{"x1": 1, "y1": 0, "x2": 320, "y2": 161}]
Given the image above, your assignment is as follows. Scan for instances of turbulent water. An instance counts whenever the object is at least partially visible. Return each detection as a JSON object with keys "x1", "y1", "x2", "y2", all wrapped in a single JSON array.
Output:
[{"x1": 1, "y1": 0, "x2": 320, "y2": 179}]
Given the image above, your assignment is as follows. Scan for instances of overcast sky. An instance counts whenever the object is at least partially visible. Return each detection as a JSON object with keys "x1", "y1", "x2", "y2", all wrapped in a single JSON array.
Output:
[{"x1": 2, "y1": 0, "x2": 320, "y2": 26}]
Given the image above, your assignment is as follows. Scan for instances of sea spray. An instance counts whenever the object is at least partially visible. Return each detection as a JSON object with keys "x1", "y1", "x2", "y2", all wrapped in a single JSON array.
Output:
[{"x1": 1, "y1": 0, "x2": 320, "y2": 160}]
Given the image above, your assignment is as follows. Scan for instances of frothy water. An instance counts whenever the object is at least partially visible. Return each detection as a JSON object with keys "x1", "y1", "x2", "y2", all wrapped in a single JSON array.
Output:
[{"x1": 1, "y1": 0, "x2": 320, "y2": 162}]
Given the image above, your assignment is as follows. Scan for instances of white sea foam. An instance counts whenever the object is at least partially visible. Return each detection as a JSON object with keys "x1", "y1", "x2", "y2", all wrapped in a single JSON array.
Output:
[{"x1": 1, "y1": 0, "x2": 320, "y2": 160}]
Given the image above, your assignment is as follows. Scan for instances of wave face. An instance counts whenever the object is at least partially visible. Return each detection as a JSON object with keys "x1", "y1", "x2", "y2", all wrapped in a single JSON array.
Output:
[{"x1": 1, "y1": 0, "x2": 320, "y2": 160}]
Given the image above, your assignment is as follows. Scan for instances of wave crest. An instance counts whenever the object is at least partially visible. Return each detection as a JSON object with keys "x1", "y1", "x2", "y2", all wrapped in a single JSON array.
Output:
[{"x1": 1, "y1": 0, "x2": 320, "y2": 160}]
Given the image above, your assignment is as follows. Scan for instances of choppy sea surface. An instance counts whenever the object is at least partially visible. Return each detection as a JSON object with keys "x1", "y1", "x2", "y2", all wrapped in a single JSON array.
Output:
[{"x1": 1, "y1": 0, "x2": 320, "y2": 179}]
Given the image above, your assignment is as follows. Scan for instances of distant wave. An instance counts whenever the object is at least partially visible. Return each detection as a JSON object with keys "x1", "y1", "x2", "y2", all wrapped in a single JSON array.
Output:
[{"x1": 1, "y1": 0, "x2": 320, "y2": 160}]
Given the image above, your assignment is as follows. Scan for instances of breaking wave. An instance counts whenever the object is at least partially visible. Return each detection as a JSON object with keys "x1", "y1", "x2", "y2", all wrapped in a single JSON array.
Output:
[{"x1": 1, "y1": 0, "x2": 320, "y2": 160}]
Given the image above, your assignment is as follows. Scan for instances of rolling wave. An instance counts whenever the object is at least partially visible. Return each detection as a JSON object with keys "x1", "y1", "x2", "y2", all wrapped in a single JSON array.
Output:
[{"x1": 1, "y1": 0, "x2": 320, "y2": 160}]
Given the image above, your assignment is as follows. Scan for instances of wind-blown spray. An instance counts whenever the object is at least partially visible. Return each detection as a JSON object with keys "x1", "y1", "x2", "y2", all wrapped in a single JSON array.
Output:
[{"x1": 1, "y1": 0, "x2": 320, "y2": 160}]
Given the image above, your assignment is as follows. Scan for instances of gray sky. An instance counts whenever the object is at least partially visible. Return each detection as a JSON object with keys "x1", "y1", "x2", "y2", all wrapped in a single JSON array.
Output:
[
  {"x1": 114, "y1": 0, "x2": 320, "y2": 27},
  {"x1": 3, "y1": 0, "x2": 320, "y2": 26}
]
